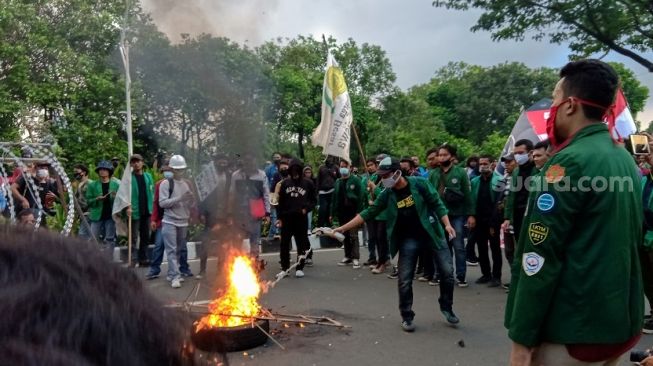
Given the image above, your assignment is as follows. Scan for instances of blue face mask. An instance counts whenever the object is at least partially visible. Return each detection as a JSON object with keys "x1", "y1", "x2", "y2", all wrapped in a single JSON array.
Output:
[
  {"x1": 339, "y1": 167, "x2": 350, "y2": 176},
  {"x1": 163, "y1": 171, "x2": 174, "y2": 179}
]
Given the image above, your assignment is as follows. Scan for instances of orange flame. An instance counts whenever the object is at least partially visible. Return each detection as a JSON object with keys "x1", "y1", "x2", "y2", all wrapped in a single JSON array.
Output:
[{"x1": 196, "y1": 255, "x2": 261, "y2": 330}]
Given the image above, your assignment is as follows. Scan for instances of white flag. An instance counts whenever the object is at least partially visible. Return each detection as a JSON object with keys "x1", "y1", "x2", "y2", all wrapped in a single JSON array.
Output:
[
  {"x1": 311, "y1": 53, "x2": 353, "y2": 163},
  {"x1": 112, "y1": 167, "x2": 131, "y2": 236}
]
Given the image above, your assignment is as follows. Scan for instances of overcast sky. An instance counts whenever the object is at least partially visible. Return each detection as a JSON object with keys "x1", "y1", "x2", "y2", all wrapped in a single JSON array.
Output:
[{"x1": 142, "y1": 0, "x2": 653, "y2": 123}]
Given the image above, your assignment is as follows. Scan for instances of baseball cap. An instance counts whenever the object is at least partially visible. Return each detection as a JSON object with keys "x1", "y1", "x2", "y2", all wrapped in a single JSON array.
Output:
[
  {"x1": 376, "y1": 157, "x2": 401, "y2": 175},
  {"x1": 129, "y1": 154, "x2": 144, "y2": 162}
]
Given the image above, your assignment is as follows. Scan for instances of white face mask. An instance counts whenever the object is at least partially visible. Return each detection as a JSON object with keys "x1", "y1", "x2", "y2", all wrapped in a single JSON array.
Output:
[
  {"x1": 37, "y1": 169, "x2": 49, "y2": 179},
  {"x1": 514, "y1": 153, "x2": 529, "y2": 166},
  {"x1": 479, "y1": 166, "x2": 491, "y2": 173},
  {"x1": 163, "y1": 171, "x2": 174, "y2": 179},
  {"x1": 381, "y1": 171, "x2": 402, "y2": 189}
]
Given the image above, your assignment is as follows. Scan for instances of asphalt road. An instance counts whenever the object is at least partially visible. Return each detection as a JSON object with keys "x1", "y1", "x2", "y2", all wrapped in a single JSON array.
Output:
[{"x1": 143, "y1": 248, "x2": 651, "y2": 366}]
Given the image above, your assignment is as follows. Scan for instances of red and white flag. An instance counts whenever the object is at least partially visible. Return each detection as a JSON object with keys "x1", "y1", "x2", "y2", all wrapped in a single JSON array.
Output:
[{"x1": 612, "y1": 89, "x2": 637, "y2": 139}]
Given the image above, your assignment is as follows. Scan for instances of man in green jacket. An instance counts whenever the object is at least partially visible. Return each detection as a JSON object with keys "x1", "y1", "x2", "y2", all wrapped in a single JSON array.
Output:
[
  {"x1": 469, "y1": 155, "x2": 503, "y2": 287},
  {"x1": 127, "y1": 154, "x2": 154, "y2": 267},
  {"x1": 506, "y1": 59, "x2": 643, "y2": 365},
  {"x1": 332, "y1": 160, "x2": 366, "y2": 269},
  {"x1": 86, "y1": 160, "x2": 120, "y2": 256},
  {"x1": 427, "y1": 144, "x2": 475, "y2": 287},
  {"x1": 336, "y1": 157, "x2": 458, "y2": 332}
]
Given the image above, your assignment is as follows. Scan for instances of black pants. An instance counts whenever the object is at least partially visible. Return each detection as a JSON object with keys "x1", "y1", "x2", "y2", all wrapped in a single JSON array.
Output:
[
  {"x1": 466, "y1": 226, "x2": 478, "y2": 262},
  {"x1": 371, "y1": 220, "x2": 390, "y2": 263},
  {"x1": 131, "y1": 215, "x2": 151, "y2": 263},
  {"x1": 339, "y1": 210, "x2": 359, "y2": 260},
  {"x1": 475, "y1": 219, "x2": 502, "y2": 279},
  {"x1": 280, "y1": 213, "x2": 311, "y2": 271},
  {"x1": 640, "y1": 248, "x2": 653, "y2": 314}
]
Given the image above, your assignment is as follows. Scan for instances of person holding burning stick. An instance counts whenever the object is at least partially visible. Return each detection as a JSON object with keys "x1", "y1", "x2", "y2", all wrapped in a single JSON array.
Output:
[
  {"x1": 276, "y1": 158, "x2": 317, "y2": 278},
  {"x1": 335, "y1": 157, "x2": 459, "y2": 332}
]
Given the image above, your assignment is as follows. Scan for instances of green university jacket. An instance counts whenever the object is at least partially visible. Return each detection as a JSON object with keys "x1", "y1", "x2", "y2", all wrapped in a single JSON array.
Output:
[
  {"x1": 86, "y1": 179, "x2": 120, "y2": 221},
  {"x1": 427, "y1": 165, "x2": 473, "y2": 216},
  {"x1": 361, "y1": 173, "x2": 387, "y2": 221},
  {"x1": 505, "y1": 123, "x2": 643, "y2": 347},
  {"x1": 131, "y1": 172, "x2": 155, "y2": 219},
  {"x1": 360, "y1": 177, "x2": 448, "y2": 257},
  {"x1": 331, "y1": 175, "x2": 366, "y2": 219},
  {"x1": 503, "y1": 164, "x2": 539, "y2": 223}
]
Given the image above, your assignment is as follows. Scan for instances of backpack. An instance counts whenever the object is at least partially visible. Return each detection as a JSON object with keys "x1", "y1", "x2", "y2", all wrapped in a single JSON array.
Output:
[{"x1": 154, "y1": 178, "x2": 174, "y2": 222}]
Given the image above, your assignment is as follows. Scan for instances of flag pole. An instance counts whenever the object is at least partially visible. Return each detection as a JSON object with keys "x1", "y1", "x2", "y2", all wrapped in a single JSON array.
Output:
[
  {"x1": 320, "y1": 34, "x2": 367, "y2": 168},
  {"x1": 120, "y1": 0, "x2": 133, "y2": 265}
]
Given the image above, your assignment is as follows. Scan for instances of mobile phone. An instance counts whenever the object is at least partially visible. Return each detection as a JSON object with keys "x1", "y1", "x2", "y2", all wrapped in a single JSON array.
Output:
[{"x1": 630, "y1": 134, "x2": 650, "y2": 156}]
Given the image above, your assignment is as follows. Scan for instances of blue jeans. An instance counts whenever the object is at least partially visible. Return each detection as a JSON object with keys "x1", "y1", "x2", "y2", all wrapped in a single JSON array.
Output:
[
  {"x1": 148, "y1": 228, "x2": 164, "y2": 275},
  {"x1": 78, "y1": 215, "x2": 92, "y2": 240},
  {"x1": 267, "y1": 208, "x2": 279, "y2": 239},
  {"x1": 449, "y1": 215, "x2": 467, "y2": 281},
  {"x1": 90, "y1": 219, "x2": 116, "y2": 259},
  {"x1": 398, "y1": 237, "x2": 455, "y2": 321}
]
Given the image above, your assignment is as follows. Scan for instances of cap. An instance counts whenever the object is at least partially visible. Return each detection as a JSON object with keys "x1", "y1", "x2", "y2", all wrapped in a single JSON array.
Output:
[
  {"x1": 375, "y1": 153, "x2": 388, "y2": 163},
  {"x1": 501, "y1": 153, "x2": 515, "y2": 162},
  {"x1": 95, "y1": 160, "x2": 114, "y2": 172},
  {"x1": 129, "y1": 154, "x2": 144, "y2": 162},
  {"x1": 376, "y1": 157, "x2": 401, "y2": 175}
]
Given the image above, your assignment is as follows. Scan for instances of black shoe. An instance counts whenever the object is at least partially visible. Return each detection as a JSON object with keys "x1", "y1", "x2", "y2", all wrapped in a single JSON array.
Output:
[
  {"x1": 401, "y1": 320, "x2": 416, "y2": 332},
  {"x1": 502, "y1": 282, "x2": 510, "y2": 290},
  {"x1": 363, "y1": 259, "x2": 377, "y2": 266},
  {"x1": 145, "y1": 271, "x2": 160, "y2": 280},
  {"x1": 457, "y1": 280, "x2": 469, "y2": 288},
  {"x1": 488, "y1": 279, "x2": 501, "y2": 288},
  {"x1": 475, "y1": 275, "x2": 491, "y2": 284},
  {"x1": 387, "y1": 267, "x2": 399, "y2": 279},
  {"x1": 466, "y1": 260, "x2": 479, "y2": 267},
  {"x1": 441, "y1": 310, "x2": 460, "y2": 325},
  {"x1": 644, "y1": 319, "x2": 653, "y2": 334},
  {"x1": 181, "y1": 271, "x2": 194, "y2": 277}
]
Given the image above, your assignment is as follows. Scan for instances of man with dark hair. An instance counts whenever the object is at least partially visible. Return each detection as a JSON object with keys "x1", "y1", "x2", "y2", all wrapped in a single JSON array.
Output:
[
  {"x1": 17, "y1": 208, "x2": 36, "y2": 226},
  {"x1": 332, "y1": 160, "x2": 366, "y2": 269},
  {"x1": 466, "y1": 156, "x2": 480, "y2": 179},
  {"x1": 316, "y1": 156, "x2": 339, "y2": 236},
  {"x1": 400, "y1": 157, "x2": 421, "y2": 177},
  {"x1": 425, "y1": 148, "x2": 440, "y2": 170},
  {"x1": 428, "y1": 144, "x2": 474, "y2": 287},
  {"x1": 469, "y1": 155, "x2": 503, "y2": 287},
  {"x1": 0, "y1": 227, "x2": 192, "y2": 365},
  {"x1": 11, "y1": 161, "x2": 59, "y2": 228},
  {"x1": 506, "y1": 60, "x2": 643, "y2": 365},
  {"x1": 127, "y1": 154, "x2": 154, "y2": 267},
  {"x1": 412, "y1": 156, "x2": 428, "y2": 177},
  {"x1": 73, "y1": 164, "x2": 92, "y2": 239},
  {"x1": 265, "y1": 152, "x2": 283, "y2": 239},
  {"x1": 501, "y1": 139, "x2": 536, "y2": 244},
  {"x1": 532, "y1": 140, "x2": 550, "y2": 171}
]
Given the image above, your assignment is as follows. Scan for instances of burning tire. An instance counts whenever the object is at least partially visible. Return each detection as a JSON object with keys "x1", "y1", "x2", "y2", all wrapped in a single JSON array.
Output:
[{"x1": 192, "y1": 319, "x2": 269, "y2": 353}]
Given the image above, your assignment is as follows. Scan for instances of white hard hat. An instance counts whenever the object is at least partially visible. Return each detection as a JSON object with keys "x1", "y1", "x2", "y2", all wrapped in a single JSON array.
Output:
[{"x1": 169, "y1": 155, "x2": 187, "y2": 169}]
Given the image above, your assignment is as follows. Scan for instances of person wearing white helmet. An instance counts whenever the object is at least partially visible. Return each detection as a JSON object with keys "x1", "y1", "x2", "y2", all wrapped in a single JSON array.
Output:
[{"x1": 158, "y1": 155, "x2": 196, "y2": 289}]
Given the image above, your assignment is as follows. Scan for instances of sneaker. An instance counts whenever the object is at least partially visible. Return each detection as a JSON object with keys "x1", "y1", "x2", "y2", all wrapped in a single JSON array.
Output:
[
  {"x1": 195, "y1": 271, "x2": 205, "y2": 280},
  {"x1": 417, "y1": 276, "x2": 430, "y2": 282},
  {"x1": 352, "y1": 260, "x2": 361, "y2": 269},
  {"x1": 305, "y1": 258, "x2": 314, "y2": 267},
  {"x1": 441, "y1": 310, "x2": 460, "y2": 325},
  {"x1": 644, "y1": 319, "x2": 653, "y2": 334},
  {"x1": 295, "y1": 270, "x2": 305, "y2": 278},
  {"x1": 145, "y1": 272, "x2": 160, "y2": 280},
  {"x1": 428, "y1": 279, "x2": 440, "y2": 286},
  {"x1": 371, "y1": 263, "x2": 387, "y2": 274},
  {"x1": 166, "y1": 276, "x2": 185, "y2": 282},
  {"x1": 181, "y1": 271, "x2": 194, "y2": 277},
  {"x1": 338, "y1": 258, "x2": 352, "y2": 266},
  {"x1": 466, "y1": 260, "x2": 479, "y2": 267},
  {"x1": 488, "y1": 279, "x2": 501, "y2": 288},
  {"x1": 475, "y1": 275, "x2": 491, "y2": 284},
  {"x1": 171, "y1": 278, "x2": 182, "y2": 288},
  {"x1": 401, "y1": 320, "x2": 416, "y2": 332},
  {"x1": 415, "y1": 268, "x2": 424, "y2": 276},
  {"x1": 502, "y1": 283, "x2": 510, "y2": 290},
  {"x1": 387, "y1": 267, "x2": 399, "y2": 279},
  {"x1": 457, "y1": 280, "x2": 469, "y2": 288},
  {"x1": 363, "y1": 259, "x2": 377, "y2": 267}
]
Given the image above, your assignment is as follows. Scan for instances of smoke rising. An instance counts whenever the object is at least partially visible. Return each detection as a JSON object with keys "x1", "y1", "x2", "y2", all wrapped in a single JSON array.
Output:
[{"x1": 140, "y1": 0, "x2": 280, "y2": 44}]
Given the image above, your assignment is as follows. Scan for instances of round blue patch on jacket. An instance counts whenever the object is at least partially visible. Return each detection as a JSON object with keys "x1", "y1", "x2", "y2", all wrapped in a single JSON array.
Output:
[{"x1": 536, "y1": 193, "x2": 555, "y2": 212}]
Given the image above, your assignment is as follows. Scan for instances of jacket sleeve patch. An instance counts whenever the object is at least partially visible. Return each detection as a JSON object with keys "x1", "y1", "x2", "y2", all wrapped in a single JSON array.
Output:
[
  {"x1": 522, "y1": 252, "x2": 545, "y2": 276},
  {"x1": 528, "y1": 222, "x2": 549, "y2": 245}
]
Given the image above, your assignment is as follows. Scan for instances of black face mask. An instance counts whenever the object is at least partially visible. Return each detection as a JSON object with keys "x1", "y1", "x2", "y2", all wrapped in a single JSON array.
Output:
[
  {"x1": 74, "y1": 173, "x2": 82, "y2": 181},
  {"x1": 441, "y1": 160, "x2": 452, "y2": 168},
  {"x1": 401, "y1": 169, "x2": 411, "y2": 177},
  {"x1": 280, "y1": 169, "x2": 289, "y2": 177}
]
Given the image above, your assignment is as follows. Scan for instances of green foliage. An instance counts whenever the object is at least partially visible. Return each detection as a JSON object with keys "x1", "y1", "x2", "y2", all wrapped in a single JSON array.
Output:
[
  {"x1": 433, "y1": 0, "x2": 653, "y2": 72},
  {"x1": 478, "y1": 131, "x2": 510, "y2": 158}
]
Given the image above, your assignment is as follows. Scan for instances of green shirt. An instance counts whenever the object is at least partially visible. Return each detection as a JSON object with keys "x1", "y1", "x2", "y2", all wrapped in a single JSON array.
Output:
[
  {"x1": 428, "y1": 165, "x2": 473, "y2": 216},
  {"x1": 505, "y1": 123, "x2": 644, "y2": 347},
  {"x1": 86, "y1": 179, "x2": 120, "y2": 222},
  {"x1": 360, "y1": 177, "x2": 448, "y2": 257}
]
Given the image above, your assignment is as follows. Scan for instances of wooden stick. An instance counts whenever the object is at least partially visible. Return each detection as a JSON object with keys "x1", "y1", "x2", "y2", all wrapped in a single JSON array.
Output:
[
  {"x1": 127, "y1": 209, "x2": 132, "y2": 265},
  {"x1": 253, "y1": 320, "x2": 286, "y2": 350}
]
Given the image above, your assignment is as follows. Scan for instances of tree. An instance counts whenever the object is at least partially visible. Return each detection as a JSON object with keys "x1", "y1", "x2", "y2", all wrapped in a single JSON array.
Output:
[
  {"x1": 420, "y1": 62, "x2": 558, "y2": 144},
  {"x1": 433, "y1": 0, "x2": 653, "y2": 72},
  {"x1": 257, "y1": 35, "x2": 396, "y2": 159}
]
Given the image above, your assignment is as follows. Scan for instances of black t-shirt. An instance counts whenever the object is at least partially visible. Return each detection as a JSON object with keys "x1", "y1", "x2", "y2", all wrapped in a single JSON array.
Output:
[
  {"x1": 394, "y1": 182, "x2": 427, "y2": 240},
  {"x1": 15, "y1": 176, "x2": 57, "y2": 216},
  {"x1": 135, "y1": 174, "x2": 148, "y2": 216},
  {"x1": 101, "y1": 182, "x2": 112, "y2": 220},
  {"x1": 476, "y1": 175, "x2": 494, "y2": 219}
]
